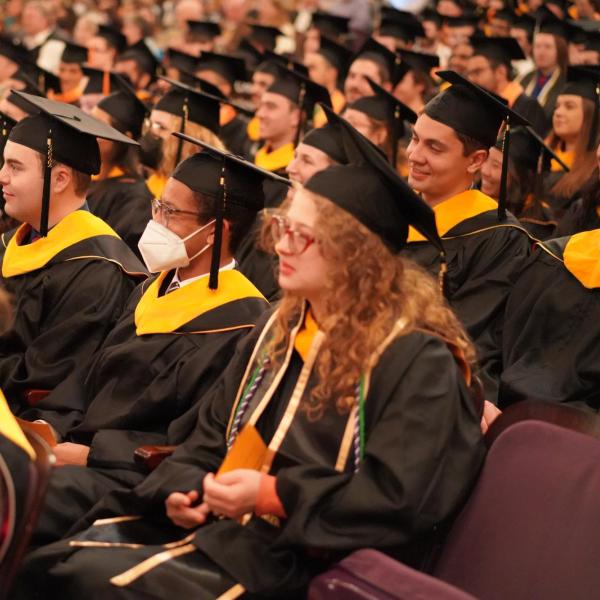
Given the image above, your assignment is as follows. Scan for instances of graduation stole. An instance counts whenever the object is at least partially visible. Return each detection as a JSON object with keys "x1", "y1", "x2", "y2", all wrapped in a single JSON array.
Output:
[
  {"x1": 134, "y1": 269, "x2": 265, "y2": 335},
  {"x1": 220, "y1": 104, "x2": 237, "y2": 127},
  {"x1": 542, "y1": 230, "x2": 600, "y2": 289},
  {"x1": 246, "y1": 115, "x2": 261, "y2": 142},
  {"x1": 550, "y1": 148, "x2": 574, "y2": 172},
  {"x1": 254, "y1": 143, "x2": 294, "y2": 173},
  {"x1": 145, "y1": 173, "x2": 167, "y2": 199},
  {"x1": 407, "y1": 190, "x2": 498, "y2": 242},
  {"x1": 0, "y1": 389, "x2": 35, "y2": 459},
  {"x1": 1, "y1": 210, "x2": 120, "y2": 277}
]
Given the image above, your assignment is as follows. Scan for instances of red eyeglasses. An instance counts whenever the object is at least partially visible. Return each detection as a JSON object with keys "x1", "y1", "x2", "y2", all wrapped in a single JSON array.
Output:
[{"x1": 269, "y1": 215, "x2": 318, "y2": 255}]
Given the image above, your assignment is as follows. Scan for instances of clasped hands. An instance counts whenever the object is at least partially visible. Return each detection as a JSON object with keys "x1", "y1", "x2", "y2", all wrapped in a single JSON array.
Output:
[{"x1": 165, "y1": 469, "x2": 262, "y2": 529}]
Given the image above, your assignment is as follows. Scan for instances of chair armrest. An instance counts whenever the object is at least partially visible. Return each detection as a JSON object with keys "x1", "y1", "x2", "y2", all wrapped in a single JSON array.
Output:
[{"x1": 133, "y1": 445, "x2": 176, "y2": 472}]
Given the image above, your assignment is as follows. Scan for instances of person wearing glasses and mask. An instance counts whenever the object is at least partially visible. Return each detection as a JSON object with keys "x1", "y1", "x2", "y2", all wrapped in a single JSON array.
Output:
[
  {"x1": 19, "y1": 109, "x2": 484, "y2": 600},
  {"x1": 18, "y1": 140, "x2": 277, "y2": 548}
]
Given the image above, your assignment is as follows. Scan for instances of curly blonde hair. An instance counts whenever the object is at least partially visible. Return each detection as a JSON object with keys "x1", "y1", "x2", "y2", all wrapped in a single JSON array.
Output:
[
  {"x1": 157, "y1": 114, "x2": 227, "y2": 179},
  {"x1": 263, "y1": 189, "x2": 475, "y2": 420}
]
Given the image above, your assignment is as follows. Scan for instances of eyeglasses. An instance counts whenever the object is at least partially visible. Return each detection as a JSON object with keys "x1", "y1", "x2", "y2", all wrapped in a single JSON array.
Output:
[
  {"x1": 151, "y1": 198, "x2": 201, "y2": 224},
  {"x1": 143, "y1": 119, "x2": 170, "y2": 135},
  {"x1": 269, "y1": 215, "x2": 318, "y2": 255}
]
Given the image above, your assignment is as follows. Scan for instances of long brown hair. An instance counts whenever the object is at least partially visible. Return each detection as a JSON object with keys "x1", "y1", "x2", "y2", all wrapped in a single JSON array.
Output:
[
  {"x1": 157, "y1": 115, "x2": 226, "y2": 179},
  {"x1": 547, "y1": 96, "x2": 599, "y2": 199},
  {"x1": 263, "y1": 190, "x2": 475, "y2": 420}
]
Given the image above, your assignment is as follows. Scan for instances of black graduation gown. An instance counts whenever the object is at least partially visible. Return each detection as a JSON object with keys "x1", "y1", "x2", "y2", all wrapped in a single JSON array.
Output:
[
  {"x1": 0, "y1": 210, "x2": 146, "y2": 414},
  {"x1": 512, "y1": 93, "x2": 549, "y2": 136},
  {"x1": 21, "y1": 269, "x2": 268, "y2": 545},
  {"x1": 499, "y1": 230, "x2": 600, "y2": 410},
  {"x1": 17, "y1": 306, "x2": 485, "y2": 599},
  {"x1": 403, "y1": 190, "x2": 533, "y2": 402},
  {"x1": 86, "y1": 173, "x2": 153, "y2": 260},
  {"x1": 220, "y1": 114, "x2": 253, "y2": 160}
]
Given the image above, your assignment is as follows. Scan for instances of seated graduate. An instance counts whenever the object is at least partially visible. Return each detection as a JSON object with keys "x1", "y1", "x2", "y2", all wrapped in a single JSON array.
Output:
[
  {"x1": 543, "y1": 67, "x2": 600, "y2": 220},
  {"x1": 403, "y1": 71, "x2": 533, "y2": 403},
  {"x1": 20, "y1": 141, "x2": 276, "y2": 546},
  {"x1": 500, "y1": 225, "x2": 600, "y2": 410},
  {"x1": 46, "y1": 42, "x2": 89, "y2": 106},
  {"x1": 16, "y1": 103, "x2": 485, "y2": 600},
  {"x1": 394, "y1": 49, "x2": 440, "y2": 115},
  {"x1": 114, "y1": 39, "x2": 160, "y2": 105},
  {"x1": 0, "y1": 92, "x2": 146, "y2": 414},
  {"x1": 480, "y1": 125, "x2": 569, "y2": 240},
  {"x1": 87, "y1": 78, "x2": 153, "y2": 258},
  {"x1": 141, "y1": 80, "x2": 225, "y2": 201}
]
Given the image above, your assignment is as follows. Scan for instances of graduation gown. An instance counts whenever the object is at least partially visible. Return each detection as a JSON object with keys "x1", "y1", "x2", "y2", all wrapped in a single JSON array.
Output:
[
  {"x1": 220, "y1": 110, "x2": 253, "y2": 160},
  {"x1": 22, "y1": 269, "x2": 268, "y2": 545},
  {"x1": 18, "y1": 304, "x2": 485, "y2": 599},
  {"x1": 500, "y1": 229, "x2": 600, "y2": 410},
  {"x1": 87, "y1": 170, "x2": 153, "y2": 259},
  {"x1": 404, "y1": 190, "x2": 533, "y2": 402},
  {"x1": 0, "y1": 210, "x2": 146, "y2": 414},
  {"x1": 512, "y1": 93, "x2": 549, "y2": 136}
]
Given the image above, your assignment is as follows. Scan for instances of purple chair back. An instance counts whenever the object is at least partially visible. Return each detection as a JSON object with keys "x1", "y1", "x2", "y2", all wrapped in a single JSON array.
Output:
[{"x1": 434, "y1": 420, "x2": 600, "y2": 600}]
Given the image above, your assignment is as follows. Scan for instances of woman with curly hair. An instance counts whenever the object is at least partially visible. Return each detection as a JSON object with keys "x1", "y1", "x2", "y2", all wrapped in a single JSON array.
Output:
[{"x1": 18, "y1": 113, "x2": 485, "y2": 600}]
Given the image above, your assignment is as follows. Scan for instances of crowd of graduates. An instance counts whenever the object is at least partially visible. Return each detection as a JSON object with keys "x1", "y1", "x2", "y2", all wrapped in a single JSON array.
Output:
[{"x1": 0, "y1": 0, "x2": 598, "y2": 597}]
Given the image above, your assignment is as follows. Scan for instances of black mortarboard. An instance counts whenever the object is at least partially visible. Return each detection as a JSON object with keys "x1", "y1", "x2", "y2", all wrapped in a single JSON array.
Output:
[
  {"x1": 82, "y1": 66, "x2": 131, "y2": 95},
  {"x1": 317, "y1": 35, "x2": 353, "y2": 73},
  {"x1": 310, "y1": 11, "x2": 350, "y2": 39},
  {"x1": 0, "y1": 35, "x2": 31, "y2": 65},
  {"x1": 186, "y1": 20, "x2": 221, "y2": 39},
  {"x1": 60, "y1": 41, "x2": 88, "y2": 65},
  {"x1": 14, "y1": 65, "x2": 60, "y2": 96},
  {"x1": 444, "y1": 14, "x2": 481, "y2": 28},
  {"x1": 379, "y1": 7, "x2": 425, "y2": 42},
  {"x1": 302, "y1": 123, "x2": 347, "y2": 164},
  {"x1": 306, "y1": 103, "x2": 443, "y2": 255},
  {"x1": 397, "y1": 48, "x2": 439, "y2": 76},
  {"x1": 266, "y1": 67, "x2": 332, "y2": 143},
  {"x1": 349, "y1": 76, "x2": 417, "y2": 166},
  {"x1": 428, "y1": 70, "x2": 531, "y2": 219},
  {"x1": 95, "y1": 24, "x2": 127, "y2": 53},
  {"x1": 236, "y1": 39, "x2": 264, "y2": 71},
  {"x1": 535, "y1": 6, "x2": 578, "y2": 41},
  {"x1": 262, "y1": 49, "x2": 309, "y2": 77},
  {"x1": 353, "y1": 38, "x2": 401, "y2": 85},
  {"x1": 421, "y1": 8, "x2": 443, "y2": 26},
  {"x1": 583, "y1": 29, "x2": 600, "y2": 53},
  {"x1": 470, "y1": 35, "x2": 526, "y2": 65},
  {"x1": 166, "y1": 48, "x2": 199, "y2": 75},
  {"x1": 562, "y1": 66, "x2": 600, "y2": 150},
  {"x1": 172, "y1": 131, "x2": 290, "y2": 288},
  {"x1": 96, "y1": 79, "x2": 148, "y2": 138},
  {"x1": 118, "y1": 40, "x2": 160, "y2": 79},
  {"x1": 8, "y1": 91, "x2": 137, "y2": 236},
  {"x1": 195, "y1": 51, "x2": 248, "y2": 85},
  {"x1": 247, "y1": 24, "x2": 282, "y2": 51},
  {"x1": 511, "y1": 14, "x2": 536, "y2": 36}
]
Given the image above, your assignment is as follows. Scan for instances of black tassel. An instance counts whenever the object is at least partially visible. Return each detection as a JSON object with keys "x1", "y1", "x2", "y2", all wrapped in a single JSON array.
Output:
[
  {"x1": 174, "y1": 96, "x2": 189, "y2": 167},
  {"x1": 40, "y1": 129, "x2": 53, "y2": 236},
  {"x1": 208, "y1": 165, "x2": 225, "y2": 290},
  {"x1": 498, "y1": 116, "x2": 510, "y2": 221},
  {"x1": 294, "y1": 83, "x2": 307, "y2": 147}
]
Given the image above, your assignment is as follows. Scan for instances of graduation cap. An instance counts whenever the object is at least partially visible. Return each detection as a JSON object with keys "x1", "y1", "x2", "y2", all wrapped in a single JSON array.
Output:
[
  {"x1": 353, "y1": 38, "x2": 402, "y2": 86},
  {"x1": 96, "y1": 80, "x2": 149, "y2": 139},
  {"x1": 0, "y1": 34, "x2": 31, "y2": 65},
  {"x1": 301, "y1": 123, "x2": 347, "y2": 164},
  {"x1": 172, "y1": 131, "x2": 290, "y2": 288},
  {"x1": 397, "y1": 48, "x2": 439, "y2": 77},
  {"x1": 310, "y1": 11, "x2": 350, "y2": 39},
  {"x1": 266, "y1": 67, "x2": 332, "y2": 144},
  {"x1": 16, "y1": 65, "x2": 61, "y2": 96},
  {"x1": 195, "y1": 51, "x2": 248, "y2": 86},
  {"x1": 379, "y1": 8, "x2": 425, "y2": 42},
  {"x1": 81, "y1": 66, "x2": 132, "y2": 95},
  {"x1": 306, "y1": 103, "x2": 443, "y2": 256},
  {"x1": 421, "y1": 8, "x2": 443, "y2": 27},
  {"x1": 165, "y1": 47, "x2": 199, "y2": 76},
  {"x1": 118, "y1": 40, "x2": 160, "y2": 79},
  {"x1": 247, "y1": 24, "x2": 282, "y2": 51},
  {"x1": 583, "y1": 29, "x2": 600, "y2": 53},
  {"x1": 443, "y1": 14, "x2": 481, "y2": 29},
  {"x1": 562, "y1": 66, "x2": 600, "y2": 150},
  {"x1": 262, "y1": 49, "x2": 309, "y2": 78},
  {"x1": 317, "y1": 35, "x2": 352, "y2": 74},
  {"x1": 489, "y1": 8, "x2": 515, "y2": 23},
  {"x1": 8, "y1": 91, "x2": 137, "y2": 236},
  {"x1": 186, "y1": 20, "x2": 221, "y2": 40},
  {"x1": 95, "y1": 24, "x2": 127, "y2": 53},
  {"x1": 511, "y1": 13, "x2": 536, "y2": 37},
  {"x1": 60, "y1": 41, "x2": 88, "y2": 65},
  {"x1": 348, "y1": 76, "x2": 417, "y2": 166},
  {"x1": 427, "y1": 70, "x2": 531, "y2": 220},
  {"x1": 236, "y1": 39, "x2": 264, "y2": 71},
  {"x1": 470, "y1": 35, "x2": 526, "y2": 66},
  {"x1": 534, "y1": 6, "x2": 578, "y2": 41},
  {"x1": 155, "y1": 78, "x2": 221, "y2": 164}
]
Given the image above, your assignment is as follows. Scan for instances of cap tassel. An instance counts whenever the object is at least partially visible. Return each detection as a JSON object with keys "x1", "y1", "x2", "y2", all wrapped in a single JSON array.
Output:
[
  {"x1": 175, "y1": 97, "x2": 189, "y2": 167},
  {"x1": 392, "y1": 105, "x2": 401, "y2": 169},
  {"x1": 438, "y1": 252, "x2": 448, "y2": 296},
  {"x1": 208, "y1": 165, "x2": 226, "y2": 290},
  {"x1": 294, "y1": 83, "x2": 307, "y2": 147},
  {"x1": 40, "y1": 130, "x2": 53, "y2": 237},
  {"x1": 498, "y1": 116, "x2": 510, "y2": 222}
]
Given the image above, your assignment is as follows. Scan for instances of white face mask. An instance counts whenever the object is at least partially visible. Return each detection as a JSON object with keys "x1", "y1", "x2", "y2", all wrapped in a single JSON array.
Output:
[{"x1": 137, "y1": 219, "x2": 216, "y2": 273}]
